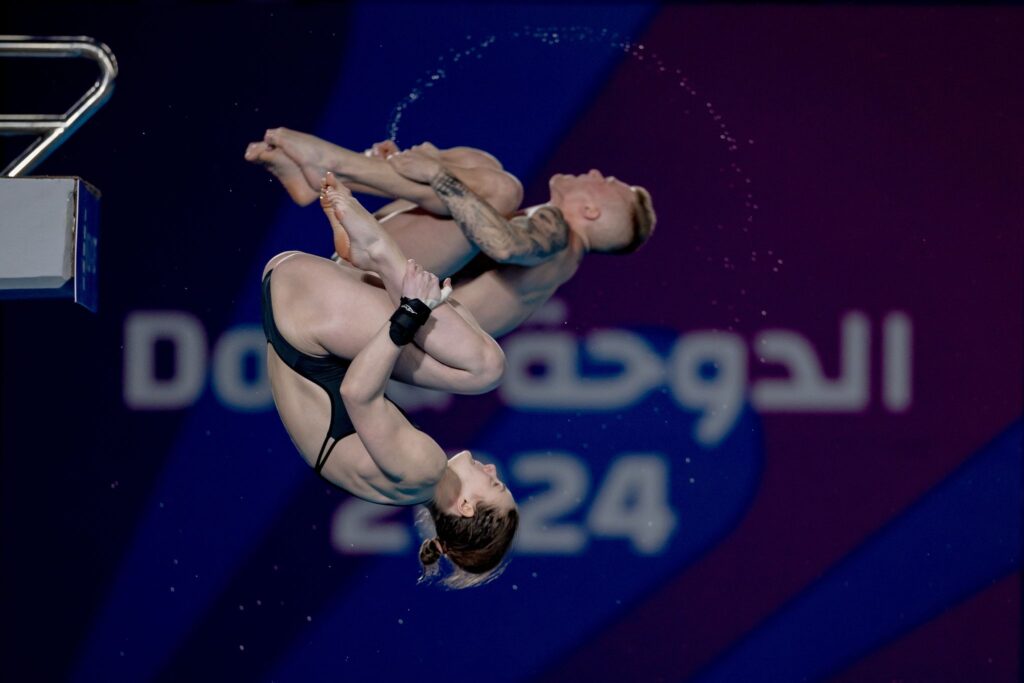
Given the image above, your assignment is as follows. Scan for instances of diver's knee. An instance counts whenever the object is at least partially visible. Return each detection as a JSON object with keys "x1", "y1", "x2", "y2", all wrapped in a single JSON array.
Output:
[
  {"x1": 263, "y1": 251, "x2": 302, "y2": 278},
  {"x1": 443, "y1": 146, "x2": 503, "y2": 170},
  {"x1": 474, "y1": 338, "x2": 506, "y2": 393},
  {"x1": 485, "y1": 172, "x2": 524, "y2": 215}
]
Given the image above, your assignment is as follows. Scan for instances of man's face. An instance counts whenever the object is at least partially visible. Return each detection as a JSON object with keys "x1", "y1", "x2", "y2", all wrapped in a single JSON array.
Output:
[
  {"x1": 549, "y1": 169, "x2": 635, "y2": 210},
  {"x1": 549, "y1": 170, "x2": 637, "y2": 251}
]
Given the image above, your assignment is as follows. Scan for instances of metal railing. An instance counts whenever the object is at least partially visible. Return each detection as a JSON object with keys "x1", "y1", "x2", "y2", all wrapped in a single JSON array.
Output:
[{"x1": 0, "y1": 35, "x2": 117, "y2": 177}]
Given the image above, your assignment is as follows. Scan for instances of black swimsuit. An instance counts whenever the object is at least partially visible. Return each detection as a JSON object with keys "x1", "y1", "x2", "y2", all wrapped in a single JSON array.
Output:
[{"x1": 261, "y1": 269, "x2": 358, "y2": 474}]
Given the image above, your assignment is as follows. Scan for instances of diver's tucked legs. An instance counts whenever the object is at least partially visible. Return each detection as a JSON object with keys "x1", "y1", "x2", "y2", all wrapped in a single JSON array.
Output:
[
  {"x1": 268, "y1": 254, "x2": 501, "y2": 395},
  {"x1": 318, "y1": 177, "x2": 504, "y2": 384},
  {"x1": 257, "y1": 128, "x2": 520, "y2": 218},
  {"x1": 265, "y1": 127, "x2": 395, "y2": 198}
]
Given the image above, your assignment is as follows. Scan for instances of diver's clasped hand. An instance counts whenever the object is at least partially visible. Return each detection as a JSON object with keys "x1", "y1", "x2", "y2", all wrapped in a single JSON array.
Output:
[
  {"x1": 389, "y1": 259, "x2": 451, "y2": 346},
  {"x1": 401, "y1": 259, "x2": 451, "y2": 310}
]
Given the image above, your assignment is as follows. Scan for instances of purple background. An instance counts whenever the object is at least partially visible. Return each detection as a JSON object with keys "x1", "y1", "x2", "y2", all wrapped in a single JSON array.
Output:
[{"x1": 1, "y1": 3, "x2": 1020, "y2": 682}]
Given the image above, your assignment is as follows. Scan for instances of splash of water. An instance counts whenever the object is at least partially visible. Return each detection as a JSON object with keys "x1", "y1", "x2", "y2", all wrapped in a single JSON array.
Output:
[
  {"x1": 388, "y1": 26, "x2": 645, "y2": 140},
  {"x1": 384, "y1": 25, "x2": 757, "y2": 225}
]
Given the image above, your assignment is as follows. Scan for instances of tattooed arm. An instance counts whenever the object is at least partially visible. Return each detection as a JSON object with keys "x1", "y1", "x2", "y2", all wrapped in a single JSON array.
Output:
[{"x1": 429, "y1": 170, "x2": 569, "y2": 266}]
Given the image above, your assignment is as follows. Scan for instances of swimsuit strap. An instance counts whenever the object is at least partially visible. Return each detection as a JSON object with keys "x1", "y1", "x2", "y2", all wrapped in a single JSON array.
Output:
[{"x1": 315, "y1": 390, "x2": 342, "y2": 475}]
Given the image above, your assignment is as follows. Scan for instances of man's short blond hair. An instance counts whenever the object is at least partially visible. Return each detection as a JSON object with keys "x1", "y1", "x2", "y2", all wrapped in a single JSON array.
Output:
[{"x1": 608, "y1": 186, "x2": 656, "y2": 255}]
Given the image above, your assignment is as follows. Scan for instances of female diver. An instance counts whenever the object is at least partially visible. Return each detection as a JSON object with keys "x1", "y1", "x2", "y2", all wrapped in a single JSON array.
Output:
[{"x1": 262, "y1": 174, "x2": 517, "y2": 588}]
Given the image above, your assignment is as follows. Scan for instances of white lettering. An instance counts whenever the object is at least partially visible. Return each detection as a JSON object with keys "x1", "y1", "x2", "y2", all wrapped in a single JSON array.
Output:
[
  {"x1": 587, "y1": 455, "x2": 675, "y2": 554},
  {"x1": 331, "y1": 498, "x2": 410, "y2": 554},
  {"x1": 123, "y1": 311, "x2": 207, "y2": 409},
  {"x1": 329, "y1": 451, "x2": 679, "y2": 558},
  {"x1": 668, "y1": 331, "x2": 746, "y2": 445},
  {"x1": 752, "y1": 312, "x2": 869, "y2": 411},
  {"x1": 513, "y1": 453, "x2": 589, "y2": 553},
  {"x1": 212, "y1": 326, "x2": 271, "y2": 411},
  {"x1": 122, "y1": 309, "x2": 914, "y2": 439},
  {"x1": 501, "y1": 330, "x2": 662, "y2": 409},
  {"x1": 883, "y1": 311, "x2": 912, "y2": 412}
]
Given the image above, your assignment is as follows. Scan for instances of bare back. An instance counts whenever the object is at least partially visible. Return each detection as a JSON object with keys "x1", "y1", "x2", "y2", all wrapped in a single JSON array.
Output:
[
  {"x1": 265, "y1": 254, "x2": 435, "y2": 503},
  {"x1": 262, "y1": 252, "x2": 502, "y2": 505}
]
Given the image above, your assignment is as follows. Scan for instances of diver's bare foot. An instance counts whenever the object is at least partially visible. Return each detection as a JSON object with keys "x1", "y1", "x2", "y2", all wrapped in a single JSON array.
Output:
[
  {"x1": 244, "y1": 141, "x2": 319, "y2": 206},
  {"x1": 319, "y1": 173, "x2": 352, "y2": 264},
  {"x1": 320, "y1": 172, "x2": 401, "y2": 282},
  {"x1": 264, "y1": 127, "x2": 344, "y2": 194}
]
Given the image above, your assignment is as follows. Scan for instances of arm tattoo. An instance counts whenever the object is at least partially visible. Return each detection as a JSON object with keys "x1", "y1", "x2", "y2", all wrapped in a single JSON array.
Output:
[{"x1": 430, "y1": 170, "x2": 569, "y2": 265}]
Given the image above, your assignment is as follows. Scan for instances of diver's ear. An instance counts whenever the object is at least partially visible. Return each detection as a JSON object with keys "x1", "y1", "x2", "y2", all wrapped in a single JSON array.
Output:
[
  {"x1": 582, "y1": 203, "x2": 601, "y2": 220},
  {"x1": 458, "y1": 497, "x2": 476, "y2": 517}
]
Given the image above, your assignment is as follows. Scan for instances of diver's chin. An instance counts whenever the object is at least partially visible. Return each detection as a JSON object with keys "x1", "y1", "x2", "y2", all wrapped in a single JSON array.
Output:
[{"x1": 448, "y1": 449, "x2": 471, "y2": 465}]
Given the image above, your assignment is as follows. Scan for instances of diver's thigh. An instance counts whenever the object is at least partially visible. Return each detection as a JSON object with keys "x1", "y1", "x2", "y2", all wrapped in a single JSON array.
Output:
[{"x1": 380, "y1": 213, "x2": 476, "y2": 277}]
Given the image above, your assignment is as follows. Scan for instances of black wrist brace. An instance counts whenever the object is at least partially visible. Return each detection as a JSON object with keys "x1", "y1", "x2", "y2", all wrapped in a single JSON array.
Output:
[{"x1": 389, "y1": 297, "x2": 431, "y2": 346}]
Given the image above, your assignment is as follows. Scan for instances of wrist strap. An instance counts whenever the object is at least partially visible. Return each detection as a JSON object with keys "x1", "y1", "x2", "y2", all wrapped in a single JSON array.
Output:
[{"x1": 389, "y1": 297, "x2": 431, "y2": 346}]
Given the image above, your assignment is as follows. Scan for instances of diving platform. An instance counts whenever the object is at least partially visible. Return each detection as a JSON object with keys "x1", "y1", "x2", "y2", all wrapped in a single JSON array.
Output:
[
  {"x1": 0, "y1": 177, "x2": 100, "y2": 311},
  {"x1": 0, "y1": 35, "x2": 116, "y2": 312}
]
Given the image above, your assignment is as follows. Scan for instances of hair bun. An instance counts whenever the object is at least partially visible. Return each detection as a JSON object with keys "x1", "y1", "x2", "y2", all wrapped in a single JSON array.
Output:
[{"x1": 419, "y1": 538, "x2": 443, "y2": 566}]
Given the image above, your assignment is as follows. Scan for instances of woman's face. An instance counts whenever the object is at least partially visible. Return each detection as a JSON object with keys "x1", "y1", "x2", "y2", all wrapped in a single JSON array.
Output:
[{"x1": 447, "y1": 450, "x2": 515, "y2": 515}]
